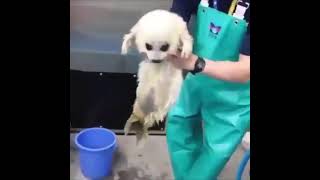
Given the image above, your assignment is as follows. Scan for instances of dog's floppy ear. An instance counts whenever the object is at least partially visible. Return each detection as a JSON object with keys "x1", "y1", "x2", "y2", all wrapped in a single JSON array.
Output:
[
  {"x1": 178, "y1": 19, "x2": 193, "y2": 58},
  {"x1": 121, "y1": 22, "x2": 139, "y2": 55}
]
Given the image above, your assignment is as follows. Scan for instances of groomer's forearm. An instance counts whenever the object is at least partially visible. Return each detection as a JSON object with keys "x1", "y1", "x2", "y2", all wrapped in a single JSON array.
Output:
[{"x1": 202, "y1": 55, "x2": 250, "y2": 83}]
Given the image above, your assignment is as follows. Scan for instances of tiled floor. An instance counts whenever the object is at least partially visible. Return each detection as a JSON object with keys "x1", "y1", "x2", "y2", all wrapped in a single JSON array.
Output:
[{"x1": 70, "y1": 134, "x2": 250, "y2": 180}]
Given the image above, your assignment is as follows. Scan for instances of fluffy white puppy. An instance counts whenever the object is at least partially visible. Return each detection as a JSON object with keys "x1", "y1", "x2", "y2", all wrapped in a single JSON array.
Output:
[{"x1": 121, "y1": 9, "x2": 193, "y2": 146}]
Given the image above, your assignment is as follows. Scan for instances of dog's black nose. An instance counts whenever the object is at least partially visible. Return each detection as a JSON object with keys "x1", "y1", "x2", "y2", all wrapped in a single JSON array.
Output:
[{"x1": 151, "y1": 59, "x2": 162, "y2": 63}]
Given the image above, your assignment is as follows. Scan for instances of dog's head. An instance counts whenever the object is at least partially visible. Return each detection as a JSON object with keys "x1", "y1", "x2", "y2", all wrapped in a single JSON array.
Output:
[{"x1": 121, "y1": 10, "x2": 193, "y2": 63}]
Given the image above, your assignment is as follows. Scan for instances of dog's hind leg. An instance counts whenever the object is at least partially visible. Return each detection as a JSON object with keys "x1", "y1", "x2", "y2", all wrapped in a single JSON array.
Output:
[
  {"x1": 124, "y1": 101, "x2": 145, "y2": 135},
  {"x1": 124, "y1": 101, "x2": 150, "y2": 147}
]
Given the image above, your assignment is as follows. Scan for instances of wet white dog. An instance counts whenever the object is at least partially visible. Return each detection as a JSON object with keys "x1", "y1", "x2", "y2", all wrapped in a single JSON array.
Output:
[{"x1": 121, "y1": 9, "x2": 193, "y2": 146}]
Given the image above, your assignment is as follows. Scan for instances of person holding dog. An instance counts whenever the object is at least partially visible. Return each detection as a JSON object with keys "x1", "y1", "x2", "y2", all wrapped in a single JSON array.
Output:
[{"x1": 166, "y1": 0, "x2": 250, "y2": 179}]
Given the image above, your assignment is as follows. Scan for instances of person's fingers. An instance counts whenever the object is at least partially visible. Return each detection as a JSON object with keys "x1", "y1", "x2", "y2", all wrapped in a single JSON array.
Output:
[
  {"x1": 168, "y1": 54, "x2": 176, "y2": 57},
  {"x1": 168, "y1": 50, "x2": 182, "y2": 57},
  {"x1": 168, "y1": 55, "x2": 177, "y2": 62},
  {"x1": 172, "y1": 50, "x2": 182, "y2": 58},
  {"x1": 168, "y1": 54, "x2": 179, "y2": 60}
]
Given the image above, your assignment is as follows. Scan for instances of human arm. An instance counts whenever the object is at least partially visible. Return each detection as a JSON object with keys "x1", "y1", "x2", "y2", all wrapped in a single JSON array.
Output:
[{"x1": 168, "y1": 53, "x2": 250, "y2": 83}]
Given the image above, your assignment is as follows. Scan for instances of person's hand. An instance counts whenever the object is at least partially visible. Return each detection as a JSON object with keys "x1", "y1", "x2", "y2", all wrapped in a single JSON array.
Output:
[{"x1": 167, "y1": 52, "x2": 198, "y2": 71}]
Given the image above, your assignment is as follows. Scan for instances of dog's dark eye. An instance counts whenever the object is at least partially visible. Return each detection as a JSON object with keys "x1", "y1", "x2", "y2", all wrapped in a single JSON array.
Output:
[
  {"x1": 160, "y1": 43, "x2": 170, "y2": 52},
  {"x1": 145, "y1": 43, "x2": 153, "y2": 51}
]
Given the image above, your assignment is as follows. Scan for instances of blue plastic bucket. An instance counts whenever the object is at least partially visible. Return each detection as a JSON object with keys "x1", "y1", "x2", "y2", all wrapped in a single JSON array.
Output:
[{"x1": 75, "y1": 127, "x2": 117, "y2": 179}]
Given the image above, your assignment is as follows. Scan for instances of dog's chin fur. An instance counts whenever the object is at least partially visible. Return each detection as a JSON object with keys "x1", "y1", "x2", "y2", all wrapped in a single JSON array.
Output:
[{"x1": 121, "y1": 10, "x2": 193, "y2": 146}]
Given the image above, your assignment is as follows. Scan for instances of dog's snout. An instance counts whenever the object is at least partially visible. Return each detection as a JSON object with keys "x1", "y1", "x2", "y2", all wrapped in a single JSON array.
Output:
[{"x1": 151, "y1": 59, "x2": 162, "y2": 63}]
